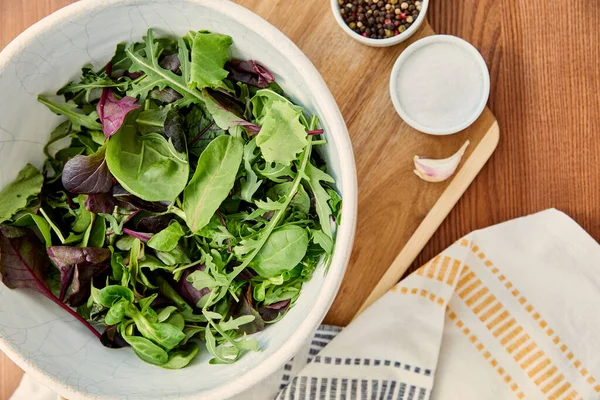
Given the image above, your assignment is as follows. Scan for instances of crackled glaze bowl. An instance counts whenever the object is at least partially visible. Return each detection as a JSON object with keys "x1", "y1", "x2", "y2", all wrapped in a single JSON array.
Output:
[{"x1": 0, "y1": 0, "x2": 357, "y2": 398}]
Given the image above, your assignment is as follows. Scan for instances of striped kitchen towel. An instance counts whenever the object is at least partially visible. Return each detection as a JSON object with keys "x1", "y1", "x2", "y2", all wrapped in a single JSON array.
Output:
[{"x1": 249, "y1": 209, "x2": 600, "y2": 399}]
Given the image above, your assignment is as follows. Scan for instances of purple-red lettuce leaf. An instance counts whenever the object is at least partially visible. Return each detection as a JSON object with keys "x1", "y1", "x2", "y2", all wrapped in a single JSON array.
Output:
[
  {"x1": 100, "y1": 324, "x2": 129, "y2": 348},
  {"x1": 231, "y1": 285, "x2": 265, "y2": 334},
  {"x1": 136, "y1": 214, "x2": 174, "y2": 233},
  {"x1": 226, "y1": 60, "x2": 275, "y2": 88},
  {"x1": 258, "y1": 299, "x2": 291, "y2": 322},
  {"x1": 159, "y1": 54, "x2": 182, "y2": 75},
  {"x1": 149, "y1": 87, "x2": 183, "y2": 104},
  {"x1": 47, "y1": 246, "x2": 111, "y2": 302},
  {"x1": 112, "y1": 185, "x2": 170, "y2": 213},
  {"x1": 0, "y1": 229, "x2": 101, "y2": 339},
  {"x1": 63, "y1": 263, "x2": 109, "y2": 307},
  {"x1": 177, "y1": 265, "x2": 210, "y2": 308},
  {"x1": 164, "y1": 108, "x2": 186, "y2": 153},
  {"x1": 85, "y1": 193, "x2": 115, "y2": 214},
  {"x1": 62, "y1": 146, "x2": 114, "y2": 194},
  {"x1": 122, "y1": 228, "x2": 153, "y2": 242},
  {"x1": 97, "y1": 89, "x2": 141, "y2": 138}
]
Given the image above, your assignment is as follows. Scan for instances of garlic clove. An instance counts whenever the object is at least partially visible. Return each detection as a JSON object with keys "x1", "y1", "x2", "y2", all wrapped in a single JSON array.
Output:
[{"x1": 413, "y1": 140, "x2": 470, "y2": 183}]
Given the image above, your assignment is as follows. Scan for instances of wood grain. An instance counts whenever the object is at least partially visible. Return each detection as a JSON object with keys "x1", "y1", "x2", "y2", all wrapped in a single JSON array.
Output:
[{"x1": 2, "y1": 0, "x2": 600, "y2": 398}]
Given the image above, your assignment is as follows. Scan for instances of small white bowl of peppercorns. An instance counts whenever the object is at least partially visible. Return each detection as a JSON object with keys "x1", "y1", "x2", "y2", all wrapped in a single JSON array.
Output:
[{"x1": 332, "y1": 0, "x2": 428, "y2": 46}]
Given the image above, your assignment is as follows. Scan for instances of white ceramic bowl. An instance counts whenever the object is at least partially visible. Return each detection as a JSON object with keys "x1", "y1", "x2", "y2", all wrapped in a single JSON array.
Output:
[
  {"x1": 330, "y1": 0, "x2": 429, "y2": 47},
  {"x1": 0, "y1": 1, "x2": 357, "y2": 399}
]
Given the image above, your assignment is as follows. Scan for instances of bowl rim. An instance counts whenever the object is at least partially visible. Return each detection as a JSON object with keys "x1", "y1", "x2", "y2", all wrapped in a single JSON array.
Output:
[
  {"x1": 329, "y1": 0, "x2": 429, "y2": 47},
  {"x1": 0, "y1": 0, "x2": 358, "y2": 399},
  {"x1": 389, "y1": 34, "x2": 491, "y2": 135}
]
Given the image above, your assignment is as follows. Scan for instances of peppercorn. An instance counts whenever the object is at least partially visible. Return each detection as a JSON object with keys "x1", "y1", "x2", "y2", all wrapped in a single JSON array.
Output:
[{"x1": 338, "y1": 0, "x2": 421, "y2": 39}]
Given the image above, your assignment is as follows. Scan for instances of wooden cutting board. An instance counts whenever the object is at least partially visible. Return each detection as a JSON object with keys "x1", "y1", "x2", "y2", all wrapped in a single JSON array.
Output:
[{"x1": 234, "y1": 2, "x2": 499, "y2": 326}]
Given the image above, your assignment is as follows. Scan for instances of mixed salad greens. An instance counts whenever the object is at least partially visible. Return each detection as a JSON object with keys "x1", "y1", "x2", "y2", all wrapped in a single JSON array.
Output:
[{"x1": 0, "y1": 29, "x2": 341, "y2": 368}]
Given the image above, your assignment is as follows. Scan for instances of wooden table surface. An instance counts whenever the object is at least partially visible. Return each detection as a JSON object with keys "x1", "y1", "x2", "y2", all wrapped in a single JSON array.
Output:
[{"x1": 2, "y1": 0, "x2": 599, "y2": 397}]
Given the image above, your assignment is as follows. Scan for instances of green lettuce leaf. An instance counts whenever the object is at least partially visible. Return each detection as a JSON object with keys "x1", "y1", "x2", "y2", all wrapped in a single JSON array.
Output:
[
  {"x1": 0, "y1": 164, "x2": 43, "y2": 225},
  {"x1": 255, "y1": 100, "x2": 308, "y2": 166},
  {"x1": 190, "y1": 33, "x2": 233, "y2": 91}
]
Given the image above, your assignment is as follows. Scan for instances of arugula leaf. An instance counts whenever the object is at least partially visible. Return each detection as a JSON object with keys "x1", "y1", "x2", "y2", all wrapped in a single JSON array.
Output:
[
  {"x1": 38, "y1": 96, "x2": 102, "y2": 131},
  {"x1": 184, "y1": 135, "x2": 243, "y2": 232},
  {"x1": 105, "y1": 124, "x2": 189, "y2": 202},
  {"x1": 0, "y1": 164, "x2": 43, "y2": 225},
  {"x1": 312, "y1": 229, "x2": 334, "y2": 254},
  {"x1": 190, "y1": 33, "x2": 233, "y2": 91},
  {"x1": 267, "y1": 182, "x2": 310, "y2": 214},
  {"x1": 303, "y1": 162, "x2": 335, "y2": 238},
  {"x1": 255, "y1": 162, "x2": 294, "y2": 183},
  {"x1": 255, "y1": 100, "x2": 308, "y2": 166},
  {"x1": 126, "y1": 30, "x2": 202, "y2": 106},
  {"x1": 240, "y1": 139, "x2": 262, "y2": 202}
]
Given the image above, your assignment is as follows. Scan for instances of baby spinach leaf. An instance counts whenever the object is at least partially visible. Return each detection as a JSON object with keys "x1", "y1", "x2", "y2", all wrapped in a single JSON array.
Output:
[
  {"x1": 249, "y1": 225, "x2": 309, "y2": 278},
  {"x1": 190, "y1": 33, "x2": 233, "y2": 91},
  {"x1": 96, "y1": 90, "x2": 140, "y2": 138},
  {"x1": 184, "y1": 135, "x2": 243, "y2": 232},
  {"x1": 303, "y1": 162, "x2": 335, "y2": 238},
  {"x1": 61, "y1": 145, "x2": 113, "y2": 194},
  {"x1": 240, "y1": 139, "x2": 262, "y2": 202},
  {"x1": 136, "y1": 107, "x2": 169, "y2": 135},
  {"x1": 255, "y1": 100, "x2": 307, "y2": 166},
  {"x1": 147, "y1": 221, "x2": 185, "y2": 252},
  {"x1": 161, "y1": 343, "x2": 199, "y2": 369},
  {"x1": 122, "y1": 334, "x2": 168, "y2": 365},
  {"x1": 0, "y1": 164, "x2": 43, "y2": 225},
  {"x1": 105, "y1": 124, "x2": 189, "y2": 202},
  {"x1": 38, "y1": 96, "x2": 102, "y2": 131}
]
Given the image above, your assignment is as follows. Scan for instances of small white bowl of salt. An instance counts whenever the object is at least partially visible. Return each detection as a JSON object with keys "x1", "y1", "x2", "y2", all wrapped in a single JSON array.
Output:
[{"x1": 390, "y1": 35, "x2": 490, "y2": 135}]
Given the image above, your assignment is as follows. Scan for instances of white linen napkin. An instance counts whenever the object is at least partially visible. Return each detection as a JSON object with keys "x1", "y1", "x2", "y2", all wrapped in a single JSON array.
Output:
[{"x1": 12, "y1": 209, "x2": 600, "y2": 399}]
